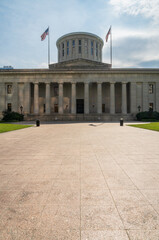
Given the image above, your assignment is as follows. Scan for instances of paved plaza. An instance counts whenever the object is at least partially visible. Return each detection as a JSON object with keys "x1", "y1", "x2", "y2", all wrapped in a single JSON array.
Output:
[{"x1": 0, "y1": 122, "x2": 159, "y2": 240}]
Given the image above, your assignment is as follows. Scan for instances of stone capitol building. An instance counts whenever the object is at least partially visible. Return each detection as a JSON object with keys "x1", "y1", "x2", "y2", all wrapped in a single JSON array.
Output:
[{"x1": 0, "y1": 32, "x2": 159, "y2": 121}]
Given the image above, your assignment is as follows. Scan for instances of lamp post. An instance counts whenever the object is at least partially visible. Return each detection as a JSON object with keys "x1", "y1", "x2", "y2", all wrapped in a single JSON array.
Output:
[{"x1": 20, "y1": 106, "x2": 23, "y2": 114}]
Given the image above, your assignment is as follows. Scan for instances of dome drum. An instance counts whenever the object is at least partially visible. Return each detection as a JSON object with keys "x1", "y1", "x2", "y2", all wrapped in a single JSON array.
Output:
[{"x1": 56, "y1": 32, "x2": 104, "y2": 63}]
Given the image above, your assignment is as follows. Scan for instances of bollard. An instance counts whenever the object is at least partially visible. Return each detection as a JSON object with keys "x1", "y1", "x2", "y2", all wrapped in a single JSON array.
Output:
[
  {"x1": 120, "y1": 118, "x2": 124, "y2": 126},
  {"x1": 36, "y1": 120, "x2": 40, "y2": 127}
]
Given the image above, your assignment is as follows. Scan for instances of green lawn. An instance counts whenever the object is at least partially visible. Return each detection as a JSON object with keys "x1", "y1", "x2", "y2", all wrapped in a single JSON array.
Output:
[
  {"x1": 0, "y1": 123, "x2": 32, "y2": 133},
  {"x1": 129, "y1": 122, "x2": 159, "y2": 132}
]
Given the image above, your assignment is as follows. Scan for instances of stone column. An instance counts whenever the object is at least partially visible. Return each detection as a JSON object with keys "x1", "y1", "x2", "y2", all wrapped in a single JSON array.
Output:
[
  {"x1": 45, "y1": 83, "x2": 51, "y2": 114},
  {"x1": 24, "y1": 82, "x2": 31, "y2": 114},
  {"x1": 130, "y1": 82, "x2": 137, "y2": 114},
  {"x1": 34, "y1": 83, "x2": 39, "y2": 114},
  {"x1": 97, "y1": 83, "x2": 102, "y2": 114},
  {"x1": 110, "y1": 82, "x2": 115, "y2": 114},
  {"x1": 122, "y1": 82, "x2": 127, "y2": 114},
  {"x1": 143, "y1": 82, "x2": 149, "y2": 111},
  {"x1": 84, "y1": 82, "x2": 89, "y2": 114},
  {"x1": 58, "y1": 83, "x2": 63, "y2": 114},
  {"x1": 71, "y1": 83, "x2": 76, "y2": 114},
  {"x1": 0, "y1": 83, "x2": 5, "y2": 117},
  {"x1": 156, "y1": 82, "x2": 159, "y2": 112}
]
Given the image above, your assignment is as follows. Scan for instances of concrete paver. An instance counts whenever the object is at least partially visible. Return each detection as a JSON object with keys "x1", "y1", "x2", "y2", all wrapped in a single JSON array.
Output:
[{"x1": 0, "y1": 122, "x2": 159, "y2": 239}]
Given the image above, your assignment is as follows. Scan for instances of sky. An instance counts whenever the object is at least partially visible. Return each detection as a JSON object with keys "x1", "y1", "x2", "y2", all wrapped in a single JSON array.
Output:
[{"x1": 0, "y1": 0, "x2": 159, "y2": 69}]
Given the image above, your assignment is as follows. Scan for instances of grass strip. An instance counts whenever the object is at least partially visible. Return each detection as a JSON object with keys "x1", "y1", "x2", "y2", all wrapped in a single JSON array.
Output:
[
  {"x1": 0, "y1": 123, "x2": 32, "y2": 133},
  {"x1": 129, "y1": 122, "x2": 159, "y2": 132}
]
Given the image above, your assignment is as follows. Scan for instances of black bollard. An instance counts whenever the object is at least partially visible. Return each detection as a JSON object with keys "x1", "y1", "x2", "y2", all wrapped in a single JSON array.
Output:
[
  {"x1": 36, "y1": 120, "x2": 40, "y2": 127},
  {"x1": 120, "y1": 118, "x2": 124, "y2": 126}
]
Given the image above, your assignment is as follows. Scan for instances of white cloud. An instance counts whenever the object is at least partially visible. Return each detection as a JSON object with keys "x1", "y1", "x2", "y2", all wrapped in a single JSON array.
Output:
[{"x1": 109, "y1": 0, "x2": 159, "y2": 24}]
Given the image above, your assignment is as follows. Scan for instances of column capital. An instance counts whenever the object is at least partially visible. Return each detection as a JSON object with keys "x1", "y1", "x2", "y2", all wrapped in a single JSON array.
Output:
[
  {"x1": 122, "y1": 81, "x2": 128, "y2": 84},
  {"x1": 110, "y1": 81, "x2": 116, "y2": 84},
  {"x1": 45, "y1": 82, "x2": 50, "y2": 85}
]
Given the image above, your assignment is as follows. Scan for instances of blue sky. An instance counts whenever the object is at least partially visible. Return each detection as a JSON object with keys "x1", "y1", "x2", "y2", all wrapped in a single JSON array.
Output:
[{"x1": 0, "y1": 0, "x2": 159, "y2": 68}]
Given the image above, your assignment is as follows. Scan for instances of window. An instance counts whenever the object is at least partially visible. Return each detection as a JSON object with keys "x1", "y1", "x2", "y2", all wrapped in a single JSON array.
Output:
[
  {"x1": 91, "y1": 41, "x2": 93, "y2": 55},
  {"x1": 7, "y1": 103, "x2": 12, "y2": 112},
  {"x1": 67, "y1": 41, "x2": 69, "y2": 55},
  {"x1": 149, "y1": 103, "x2": 153, "y2": 111},
  {"x1": 96, "y1": 42, "x2": 98, "y2": 57},
  {"x1": 149, "y1": 84, "x2": 154, "y2": 94},
  {"x1": 62, "y1": 43, "x2": 64, "y2": 57},
  {"x1": 7, "y1": 84, "x2": 12, "y2": 94},
  {"x1": 79, "y1": 39, "x2": 81, "y2": 54}
]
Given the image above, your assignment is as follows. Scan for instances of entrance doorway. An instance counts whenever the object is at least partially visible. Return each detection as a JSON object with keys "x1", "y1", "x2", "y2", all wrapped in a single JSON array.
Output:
[
  {"x1": 54, "y1": 104, "x2": 58, "y2": 113},
  {"x1": 76, "y1": 99, "x2": 84, "y2": 114}
]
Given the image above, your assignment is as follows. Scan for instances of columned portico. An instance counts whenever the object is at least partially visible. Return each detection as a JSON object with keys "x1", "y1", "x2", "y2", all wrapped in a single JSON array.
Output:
[
  {"x1": 34, "y1": 83, "x2": 39, "y2": 114},
  {"x1": 59, "y1": 83, "x2": 63, "y2": 114},
  {"x1": 45, "y1": 82, "x2": 51, "y2": 114}
]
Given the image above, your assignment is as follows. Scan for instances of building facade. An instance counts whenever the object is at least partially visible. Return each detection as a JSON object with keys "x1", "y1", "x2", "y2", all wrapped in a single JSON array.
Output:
[{"x1": 0, "y1": 32, "x2": 159, "y2": 121}]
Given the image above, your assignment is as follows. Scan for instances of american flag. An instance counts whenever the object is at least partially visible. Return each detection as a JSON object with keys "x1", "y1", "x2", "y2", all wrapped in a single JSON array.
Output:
[
  {"x1": 41, "y1": 27, "x2": 49, "y2": 41},
  {"x1": 105, "y1": 27, "x2": 111, "y2": 42}
]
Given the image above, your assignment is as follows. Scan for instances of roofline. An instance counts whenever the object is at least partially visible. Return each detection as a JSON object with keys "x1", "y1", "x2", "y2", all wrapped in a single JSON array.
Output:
[
  {"x1": 1, "y1": 68, "x2": 159, "y2": 75},
  {"x1": 56, "y1": 32, "x2": 104, "y2": 46}
]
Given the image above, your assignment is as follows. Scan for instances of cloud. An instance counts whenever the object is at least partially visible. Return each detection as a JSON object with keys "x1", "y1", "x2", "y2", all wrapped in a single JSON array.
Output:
[
  {"x1": 103, "y1": 35, "x2": 159, "y2": 68},
  {"x1": 109, "y1": 0, "x2": 159, "y2": 25}
]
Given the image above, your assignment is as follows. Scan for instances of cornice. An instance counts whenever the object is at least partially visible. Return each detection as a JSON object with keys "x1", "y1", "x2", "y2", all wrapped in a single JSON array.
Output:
[{"x1": 0, "y1": 68, "x2": 159, "y2": 75}]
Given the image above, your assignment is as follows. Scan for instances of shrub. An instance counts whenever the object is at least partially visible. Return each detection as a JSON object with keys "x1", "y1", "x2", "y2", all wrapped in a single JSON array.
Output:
[
  {"x1": 136, "y1": 111, "x2": 159, "y2": 121},
  {"x1": 2, "y1": 110, "x2": 24, "y2": 122}
]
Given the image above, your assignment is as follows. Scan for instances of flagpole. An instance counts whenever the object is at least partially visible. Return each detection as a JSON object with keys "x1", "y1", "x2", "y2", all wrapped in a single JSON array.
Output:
[
  {"x1": 48, "y1": 26, "x2": 50, "y2": 67},
  {"x1": 110, "y1": 25, "x2": 112, "y2": 67}
]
